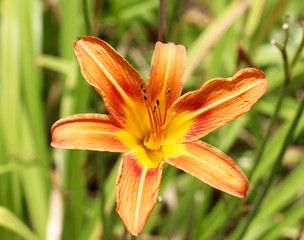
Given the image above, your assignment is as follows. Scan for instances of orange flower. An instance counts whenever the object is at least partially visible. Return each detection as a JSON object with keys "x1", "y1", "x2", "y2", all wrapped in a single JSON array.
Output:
[{"x1": 51, "y1": 36, "x2": 267, "y2": 236}]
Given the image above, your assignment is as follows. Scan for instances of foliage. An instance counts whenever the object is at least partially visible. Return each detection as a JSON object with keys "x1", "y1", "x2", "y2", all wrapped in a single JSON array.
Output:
[{"x1": 0, "y1": 0, "x2": 303, "y2": 239}]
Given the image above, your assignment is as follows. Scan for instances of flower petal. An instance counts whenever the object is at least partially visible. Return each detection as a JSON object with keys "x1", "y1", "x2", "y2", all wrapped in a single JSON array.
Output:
[
  {"x1": 116, "y1": 151, "x2": 164, "y2": 236},
  {"x1": 164, "y1": 68, "x2": 267, "y2": 143},
  {"x1": 74, "y1": 36, "x2": 149, "y2": 137},
  {"x1": 51, "y1": 114, "x2": 138, "y2": 152},
  {"x1": 147, "y1": 42, "x2": 186, "y2": 119},
  {"x1": 163, "y1": 141, "x2": 249, "y2": 198}
]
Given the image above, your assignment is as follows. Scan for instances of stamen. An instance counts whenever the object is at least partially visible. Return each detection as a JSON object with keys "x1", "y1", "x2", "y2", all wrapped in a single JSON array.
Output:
[
  {"x1": 162, "y1": 88, "x2": 171, "y2": 124},
  {"x1": 154, "y1": 100, "x2": 162, "y2": 130},
  {"x1": 140, "y1": 84, "x2": 164, "y2": 150}
]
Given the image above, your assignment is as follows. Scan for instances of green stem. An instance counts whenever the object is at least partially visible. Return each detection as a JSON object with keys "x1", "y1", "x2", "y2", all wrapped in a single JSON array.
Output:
[
  {"x1": 235, "y1": 95, "x2": 304, "y2": 240},
  {"x1": 158, "y1": 0, "x2": 166, "y2": 42},
  {"x1": 166, "y1": 0, "x2": 182, "y2": 41},
  {"x1": 92, "y1": 0, "x2": 104, "y2": 35},
  {"x1": 213, "y1": 197, "x2": 239, "y2": 240},
  {"x1": 82, "y1": 0, "x2": 91, "y2": 35},
  {"x1": 280, "y1": 25, "x2": 291, "y2": 84},
  {"x1": 98, "y1": 159, "x2": 111, "y2": 240},
  {"x1": 291, "y1": 28, "x2": 304, "y2": 72}
]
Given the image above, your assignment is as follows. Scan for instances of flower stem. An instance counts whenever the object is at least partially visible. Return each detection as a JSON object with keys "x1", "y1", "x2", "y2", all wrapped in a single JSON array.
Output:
[
  {"x1": 98, "y1": 159, "x2": 112, "y2": 240},
  {"x1": 158, "y1": 0, "x2": 166, "y2": 42},
  {"x1": 82, "y1": 0, "x2": 91, "y2": 35},
  {"x1": 291, "y1": 27, "x2": 304, "y2": 72}
]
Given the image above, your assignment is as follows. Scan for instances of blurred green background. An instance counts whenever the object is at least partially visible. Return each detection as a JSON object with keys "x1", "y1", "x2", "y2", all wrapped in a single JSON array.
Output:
[{"x1": 0, "y1": 0, "x2": 303, "y2": 239}]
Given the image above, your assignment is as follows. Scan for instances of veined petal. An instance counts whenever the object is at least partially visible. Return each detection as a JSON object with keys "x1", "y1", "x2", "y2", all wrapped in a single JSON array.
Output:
[
  {"x1": 51, "y1": 114, "x2": 138, "y2": 152},
  {"x1": 147, "y1": 42, "x2": 186, "y2": 119},
  {"x1": 116, "y1": 152, "x2": 164, "y2": 236},
  {"x1": 164, "y1": 68, "x2": 267, "y2": 143},
  {"x1": 163, "y1": 141, "x2": 248, "y2": 198},
  {"x1": 74, "y1": 37, "x2": 149, "y2": 137}
]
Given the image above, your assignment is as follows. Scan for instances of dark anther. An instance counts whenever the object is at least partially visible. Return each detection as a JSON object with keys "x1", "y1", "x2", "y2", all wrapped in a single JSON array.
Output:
[
  {"x1": 144, "y1": 95, "x2": 148, "y2": 101},
  {"x1": 140, "y1": 83, "x2": 144, "y2": 90},
  {"x1": 167, "y1": 89, "x2": 171, "y2": 94},
  {"x1": 156, "y1": 99, "x2": 160, "y2": 105},
  {"x1": 153, "y1": 106, "x2": 156, "y2": 112}
]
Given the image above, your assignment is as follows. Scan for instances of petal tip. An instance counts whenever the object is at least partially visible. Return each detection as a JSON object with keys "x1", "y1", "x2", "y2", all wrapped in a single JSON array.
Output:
[
  {"x1": 232, "y1": 173, "x2": 249, "y2": 198},
  {"x1": 234, "y1": 68, "x2": 267, "y2": 86},
  {"x1": 236, "y1": 181, "x2": 249, "y2": 199},
  {"x1": 116, "y1": 155, "x2": 164, "y2": 236}
]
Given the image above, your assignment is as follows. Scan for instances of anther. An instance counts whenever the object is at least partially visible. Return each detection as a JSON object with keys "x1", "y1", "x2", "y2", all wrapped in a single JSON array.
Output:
[
  {"x1": 156, "y1": 99, "x2": 160, "y2": 105},
  {"x1": 167, "y1": 88, "x2": 171, "y2": 95}
]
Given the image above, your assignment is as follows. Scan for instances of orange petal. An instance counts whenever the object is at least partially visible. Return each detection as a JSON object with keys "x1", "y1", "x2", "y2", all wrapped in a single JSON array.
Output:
[
  {"x1": 74, "y1": 36, "x2": 148, "y2": 134},
  {"x1": 164, "y1": 68, "x2": 267, "y2": 143},
  {"x1": 51, "y1": 114, "x2": 138, "y2": 152},
  {"x1": 147, "y1": 42, "x2": 186, "y2": 120},
  {"x1": 116, "y1": 151, "x2": 164, "y2": 236},
  {"x1": 163, "y1": 141, "x2": 249, "y2": 198}
]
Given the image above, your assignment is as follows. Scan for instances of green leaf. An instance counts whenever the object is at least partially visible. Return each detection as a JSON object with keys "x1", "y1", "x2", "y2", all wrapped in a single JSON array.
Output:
[{"x1": 0, "y1": 207, "x2": 39, "y2": 240}]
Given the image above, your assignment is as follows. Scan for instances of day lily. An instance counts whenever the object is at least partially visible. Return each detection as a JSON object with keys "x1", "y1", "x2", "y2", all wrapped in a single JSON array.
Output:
[{"x1": 51, "y1": 36, "x2": 267, "y2": 236}]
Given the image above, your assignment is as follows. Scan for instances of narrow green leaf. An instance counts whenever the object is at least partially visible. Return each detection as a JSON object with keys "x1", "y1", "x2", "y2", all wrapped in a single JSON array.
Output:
[
  {"x1": 185, "y1": 0, "x2": 249, "y2": 82},
  {"x1": 0, "y1": 207, "x2": 39, "y2": 240},
  {"x1": 261, "y1": 201, "x2": 304, "y2": 240},
  {"x1": 37, "y1": 55, "x2": 73, "y2": 75},
  {"x1": 0, "y1": 163, "x2": 15, "y2": 175},
  {"x1": 244, "y1": 0, "x2": 266, "y2": 40},
  {"x1": 240, "y1": 160, "x2": 304, "y2": 239}
]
